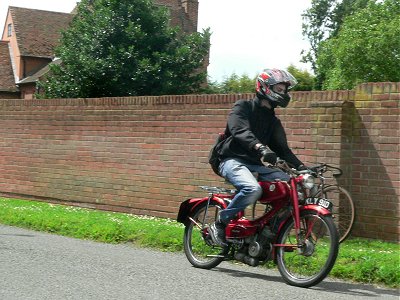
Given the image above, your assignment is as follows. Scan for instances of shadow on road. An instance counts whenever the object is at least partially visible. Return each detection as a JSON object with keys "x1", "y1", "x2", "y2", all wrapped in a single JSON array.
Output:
[
  {"x1": 314, "y1": 280, "x2": 399, "y2": 298},
  {"x1": 213, "y1": 266, "x2": 399, "y2": 298}
]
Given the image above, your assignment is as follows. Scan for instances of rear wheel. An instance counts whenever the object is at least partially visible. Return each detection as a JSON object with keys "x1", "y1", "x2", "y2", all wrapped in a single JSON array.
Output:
[
  {"x1": 276, "y1": 210, "x2": 339, "y2": 288},
  {"x1": 183, "y1": 203, "x2": 227, "y2": 269},
  {"x1": 319, "y1": 185, "x2": 355, "y2": 243}
]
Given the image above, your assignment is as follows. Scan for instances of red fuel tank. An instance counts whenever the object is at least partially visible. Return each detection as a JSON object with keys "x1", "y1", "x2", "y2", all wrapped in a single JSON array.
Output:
[{"x1": 258, "y1": 181, "x2": 290, "y2": 204}]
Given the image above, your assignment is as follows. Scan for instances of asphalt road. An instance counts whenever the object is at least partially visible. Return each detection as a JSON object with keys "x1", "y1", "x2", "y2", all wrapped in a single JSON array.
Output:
[{"x1": 0, "y1": 224, "x2": 398, "y2": 300}]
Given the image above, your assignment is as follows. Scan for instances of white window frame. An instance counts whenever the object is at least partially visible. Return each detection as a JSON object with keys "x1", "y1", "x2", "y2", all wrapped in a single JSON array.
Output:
[{"x1": 7, "y1": 24, "x2": 12, "y2": 37}]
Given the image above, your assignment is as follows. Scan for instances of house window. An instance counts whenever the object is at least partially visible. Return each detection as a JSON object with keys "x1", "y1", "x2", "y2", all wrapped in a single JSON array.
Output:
[{"x1": 7, "y1": 24, "x2": 12, "y2": 37}]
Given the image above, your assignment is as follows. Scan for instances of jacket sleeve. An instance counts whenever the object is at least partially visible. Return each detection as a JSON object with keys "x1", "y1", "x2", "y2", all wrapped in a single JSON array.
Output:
[
  {"x1": 268, "y1": 119, "x2": 303, "y2": 168},
  {"x1": 227, "y1": 100, "x2": 260, "y2": 151}
]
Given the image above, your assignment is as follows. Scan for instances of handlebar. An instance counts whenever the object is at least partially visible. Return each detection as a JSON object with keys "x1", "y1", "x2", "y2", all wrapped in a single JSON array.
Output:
[
  {"x1": 309, "y1": 163, "x2": 343, "y2": 178},
  {"x1": 274, "y1": 160, "x2": 343, "y2": 178}
]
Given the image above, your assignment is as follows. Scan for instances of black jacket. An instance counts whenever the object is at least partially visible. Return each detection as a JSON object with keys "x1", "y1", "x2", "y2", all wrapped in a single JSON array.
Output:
[{"x1": 219, "y1": 97, "x2": 303, "y2": 168}]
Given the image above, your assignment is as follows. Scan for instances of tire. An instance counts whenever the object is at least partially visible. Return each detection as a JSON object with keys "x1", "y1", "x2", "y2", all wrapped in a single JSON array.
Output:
[
  {"x1": 276, "y1": 210, "x2": 339, "y2": 288},
  {"x1": 183, "y1": 202, "x2": 226, "y2": 269},
  {"x1": 319, "y1": 185, "x2": 355, "y2": 243}
]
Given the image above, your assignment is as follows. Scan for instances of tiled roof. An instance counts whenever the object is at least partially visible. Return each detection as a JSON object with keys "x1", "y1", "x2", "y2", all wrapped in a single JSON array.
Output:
[
  {"x1": 0, "y1": 41, "x2": 17, "y2": 91},
  {"x1": 10, "y1": 6, "x2": 73, "y2": 58},
  {"x1": 18, "y1": 58, "x2": 62, "y2": 85}
]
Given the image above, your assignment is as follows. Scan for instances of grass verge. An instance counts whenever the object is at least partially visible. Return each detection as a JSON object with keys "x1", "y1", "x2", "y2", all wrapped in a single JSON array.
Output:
[{"x1": 0, "y1": 197, "x2": 398, "y2": 288}]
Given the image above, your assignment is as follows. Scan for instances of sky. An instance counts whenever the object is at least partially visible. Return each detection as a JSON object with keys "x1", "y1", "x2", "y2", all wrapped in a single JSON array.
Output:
[{"x1": 0, "y1": 0, "x2": 312, "y2": 82}]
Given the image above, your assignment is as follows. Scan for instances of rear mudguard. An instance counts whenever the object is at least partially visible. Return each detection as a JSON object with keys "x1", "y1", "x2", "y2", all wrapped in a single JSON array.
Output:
[{"x1": 177, "y1": 197, "x2": 228, "y2": 226}]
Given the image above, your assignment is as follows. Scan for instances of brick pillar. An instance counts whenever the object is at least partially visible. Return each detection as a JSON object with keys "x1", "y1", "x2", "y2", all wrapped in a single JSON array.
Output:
[
  {"x1": 181, "y1": 0, "x2": 198, "y2": 31},
  {"x1": 350, "y1": 82, "x2": 400, "y2": 241}
]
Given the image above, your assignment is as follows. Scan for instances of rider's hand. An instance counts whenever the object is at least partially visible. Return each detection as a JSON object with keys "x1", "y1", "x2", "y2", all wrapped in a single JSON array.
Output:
[{"x1": 258, "y1": 145, "x2": 277, "y2": 165}]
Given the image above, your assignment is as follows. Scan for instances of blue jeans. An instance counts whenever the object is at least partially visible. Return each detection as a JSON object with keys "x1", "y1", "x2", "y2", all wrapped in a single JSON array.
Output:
[{"x1": 218, "y1": 158, "x2": 290, "y2": 224}]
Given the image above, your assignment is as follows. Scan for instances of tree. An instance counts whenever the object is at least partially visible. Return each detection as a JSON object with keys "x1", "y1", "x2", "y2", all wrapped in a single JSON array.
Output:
[
  {"x1": 39, "y1": 0, "x2": 210, "y2": 98},
  {"x1": 287, "y1": 65, "x2": 315, "y2": 91},
  {"x1": 205, "y1": 66, "x2": 314, "y2": 94},
  {"x1": 317, "y1": 0, "x2": 400, "y2": 89},
  {"x1": 301, "y1": 0, "x2": 371, "y2": 88},
  {"x1": 205, "y1": 73, "x2": 255, "y2": 94},
  {"x1": 220, "y1": 73, "x2": 255, "y2": 94}
]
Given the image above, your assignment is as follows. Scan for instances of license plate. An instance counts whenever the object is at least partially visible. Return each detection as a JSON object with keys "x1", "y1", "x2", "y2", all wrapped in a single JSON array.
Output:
[{"x1": 304, "y1": 197, "x2": 333, "y2": 210}]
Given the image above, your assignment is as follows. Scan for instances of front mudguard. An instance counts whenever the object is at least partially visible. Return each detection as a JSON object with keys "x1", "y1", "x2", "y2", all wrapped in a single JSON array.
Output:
[
  {"x1": 272, "y1": 205, "x2": 333, "y2": 262},
  {"x1": 274, "y1": 205, "x2": 332, "y2": 234},
  {"x1": 177, "y1": 196, "x2": 228, "y2": 226},
  {"x1": 301, "y1": 204, "x2": 332, "y2": 216}
]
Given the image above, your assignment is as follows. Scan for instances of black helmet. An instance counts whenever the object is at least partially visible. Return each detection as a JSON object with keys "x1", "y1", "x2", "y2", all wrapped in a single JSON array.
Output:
[{"x1": 255, "y1": 69, "x2": 298, "y2": 108}]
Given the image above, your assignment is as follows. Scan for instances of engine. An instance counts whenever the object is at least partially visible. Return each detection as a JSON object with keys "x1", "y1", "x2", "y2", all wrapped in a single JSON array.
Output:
[
  {"x1": 248, "y1": 226, "x2": 274, "y2": 259},
  {"x1": 234, "y1": 226, "x2": 275, "y2": 267}
]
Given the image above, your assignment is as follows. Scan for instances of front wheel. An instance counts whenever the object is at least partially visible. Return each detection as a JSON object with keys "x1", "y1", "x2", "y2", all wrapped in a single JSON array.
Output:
[
  {"x1": 276, "y1": 210, "x2": 339, "y2": 288},
  {"x1": 183, "y1": 202, "x2": 227, "y2": 269}
]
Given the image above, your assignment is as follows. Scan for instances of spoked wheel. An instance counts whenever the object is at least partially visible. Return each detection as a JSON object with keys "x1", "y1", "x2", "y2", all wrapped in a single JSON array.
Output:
[
  {"x1": 183, "y1": 203, "x2": 227, "y2": 269},
  {"x1": 276, "y1": 210, "x2": 339, "y2": 288},
  {"x1": 319, "y1": 185, "x2": 355, "y2": 243}
]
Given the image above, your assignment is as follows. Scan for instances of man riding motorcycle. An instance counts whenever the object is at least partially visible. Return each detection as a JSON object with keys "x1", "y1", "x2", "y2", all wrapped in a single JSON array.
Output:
[{"x1": 209, "y1": 68, "x2": 306, "y2": 247}]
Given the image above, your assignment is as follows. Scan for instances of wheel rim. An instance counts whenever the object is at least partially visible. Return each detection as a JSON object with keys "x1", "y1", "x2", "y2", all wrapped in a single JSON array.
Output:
[
  {"x1": 277, "y1": 213, "x2": 337, "y2": 283},
  {"x1": 185, "y1": 205, "x2": 225, "y2": 265}
]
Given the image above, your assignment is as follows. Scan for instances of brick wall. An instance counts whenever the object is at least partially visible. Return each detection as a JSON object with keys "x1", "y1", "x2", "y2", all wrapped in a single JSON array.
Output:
[
  {"x1": 0, "y1": 83, "x2": 398, "y2": 241},
  {"x1": 350, "y1": 83, "x2": 400, "y2": 241}
]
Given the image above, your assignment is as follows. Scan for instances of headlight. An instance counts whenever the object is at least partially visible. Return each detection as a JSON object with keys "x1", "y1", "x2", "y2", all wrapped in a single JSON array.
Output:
[{"x1": 302, "y1": 174, "x2": 315, "y2": 189}]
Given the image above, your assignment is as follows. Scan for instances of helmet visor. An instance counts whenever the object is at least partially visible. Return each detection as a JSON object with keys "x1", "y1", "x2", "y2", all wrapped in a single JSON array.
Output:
[{"x1": 271, "y1": 84, "x2": 287, "y2": 94}]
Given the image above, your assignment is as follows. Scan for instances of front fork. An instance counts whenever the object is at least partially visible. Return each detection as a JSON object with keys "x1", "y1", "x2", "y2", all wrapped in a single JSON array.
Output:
[
  {"x1": 290, "y1": 179, "x2": 302, "y2": 239},
  {"x1": 289, "y1": 179, "x2": 318, "y2": 247}
]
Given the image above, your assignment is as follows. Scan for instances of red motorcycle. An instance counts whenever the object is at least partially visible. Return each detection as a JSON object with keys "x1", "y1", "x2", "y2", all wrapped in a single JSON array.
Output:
[{"x1": 177, "y1": 160, "x2": 339, "y2": 288}]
